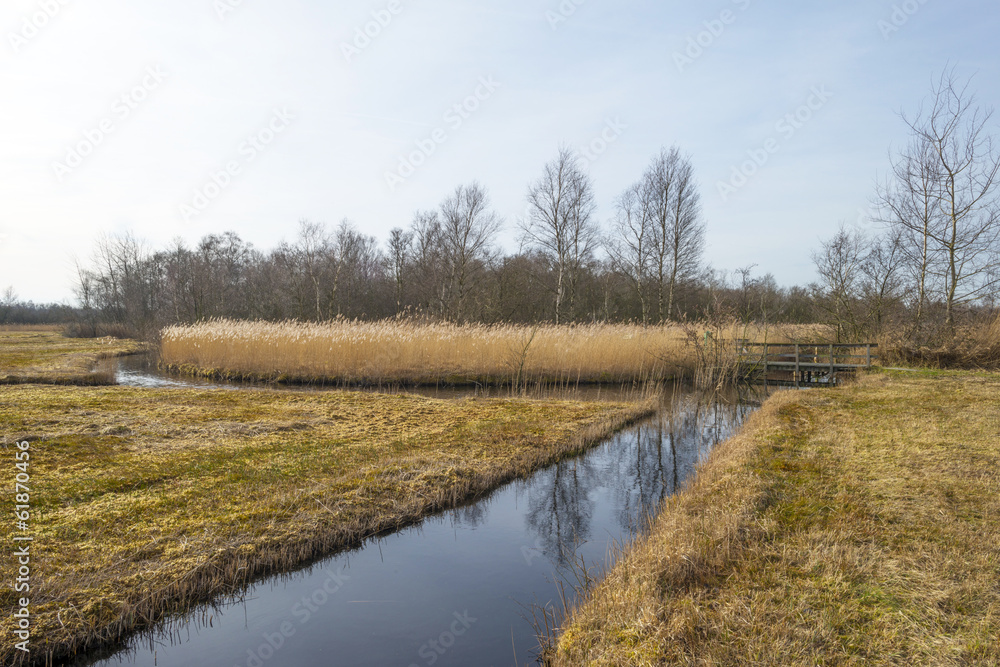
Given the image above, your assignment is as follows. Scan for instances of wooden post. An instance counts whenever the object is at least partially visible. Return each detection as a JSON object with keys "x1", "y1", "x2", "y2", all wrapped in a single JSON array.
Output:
[
  {"x1": 866, "y1": 344, "x2": 872, "y2": 369},
  {"x1": 829, "y1": 344, "x2": 835, "y2": 382},
  {"x1": 763, "y1": 344, "x2": 769, "y2": 383},
  {"x1": 795, "y1": 343, "x2": 800, "y2": 388}
]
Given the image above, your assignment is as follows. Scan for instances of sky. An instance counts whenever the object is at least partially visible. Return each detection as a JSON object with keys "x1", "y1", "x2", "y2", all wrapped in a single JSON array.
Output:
[{"x1": 1, "y1": 0, "x2": 998, "y2": 304}]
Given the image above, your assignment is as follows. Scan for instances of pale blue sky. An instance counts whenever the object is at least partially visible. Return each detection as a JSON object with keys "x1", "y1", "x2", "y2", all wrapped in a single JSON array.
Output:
[{"x1": 1, "y1": 0, "x2": 998, "y2": 302}]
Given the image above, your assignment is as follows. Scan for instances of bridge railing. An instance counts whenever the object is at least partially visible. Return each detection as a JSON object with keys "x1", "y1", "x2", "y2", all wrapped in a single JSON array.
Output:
[{"x1": 735, "y1": 342, "x2": 879, "y2": 386}]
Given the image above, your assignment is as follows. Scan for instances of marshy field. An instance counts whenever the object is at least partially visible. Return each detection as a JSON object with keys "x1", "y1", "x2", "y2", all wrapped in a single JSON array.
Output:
[
  {"x1": 0, "y1": 324, "x2": 662, "y2": 665},
  {"x1": 1, "y1": 324, "x2": 998, "y2": 666},
  {"x1": 0, "y1": 328, "x2": 145, "y2": 386}
]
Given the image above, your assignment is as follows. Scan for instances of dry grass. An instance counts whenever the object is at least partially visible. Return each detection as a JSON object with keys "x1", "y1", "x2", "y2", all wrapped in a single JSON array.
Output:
[
  {"x1": 0, "y1": 330, "x2": 146, "y2": 385},
  {"x1": 0, "y1": 325, "x2": 63, "y2": 332},
  {"x1": 161, "y1": 319, "x2": 826, "y2": 387},
  {"x1": 881, "y1": 315, "x2": 1000, "y2": 369},
  {"x1": 551, "y1": 370, "x2": 1000, "y2": 666},
  {"x1": 0, "y1": 384, "x2": 653, "y2": 666}
]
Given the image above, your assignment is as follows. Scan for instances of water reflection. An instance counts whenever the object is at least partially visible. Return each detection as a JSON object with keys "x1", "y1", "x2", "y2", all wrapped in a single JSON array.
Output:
[
  {"x1": 521, "y1": 389, "x2": 759, "y2": 569},
  {"x1": 75, "y1": 384, "x2": 766, "y2": 667},
  {"x1": 524, "y1": 458, "x2": 598, "y2": 566}
]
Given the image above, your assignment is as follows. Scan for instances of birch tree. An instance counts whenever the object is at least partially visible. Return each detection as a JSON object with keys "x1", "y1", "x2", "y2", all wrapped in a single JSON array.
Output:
[
  {"x1": 521, "y1": 147, "x2": 599, "y2": 324},
  {"x1": 879, "y1": 70, "x2": 1000, "y2": 329},
  {"x1": 439, "y1": 182, "x2": 502, "y2": 322},
  {"x1": 606, "y1": 183, "x2": 653, "y2": 324},
  {"x1": 642, "y1": 147, "x2": 705, "y2": 322}
]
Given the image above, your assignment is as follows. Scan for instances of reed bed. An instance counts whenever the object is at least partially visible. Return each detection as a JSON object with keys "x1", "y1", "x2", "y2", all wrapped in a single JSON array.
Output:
[
  {"x1": 161, "y1": 320, "x2": 823, "y2": 387},
  {"x1": 880, "y1": 314, "x2": 1000, "y2": 369},
  {"x1": 161, "y1": 320, "x2": 693, "y2": 385}
]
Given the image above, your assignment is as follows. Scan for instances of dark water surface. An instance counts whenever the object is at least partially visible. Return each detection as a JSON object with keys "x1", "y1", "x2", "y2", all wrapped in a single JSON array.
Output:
[{"x1": 72, "y1": 363, "x2": 762, "y2": 667}]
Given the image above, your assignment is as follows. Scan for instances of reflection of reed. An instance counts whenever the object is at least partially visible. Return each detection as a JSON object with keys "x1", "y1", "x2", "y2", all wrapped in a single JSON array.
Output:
[{"x1": 446, "y1": 503, "x2": 489, "y2": 529}]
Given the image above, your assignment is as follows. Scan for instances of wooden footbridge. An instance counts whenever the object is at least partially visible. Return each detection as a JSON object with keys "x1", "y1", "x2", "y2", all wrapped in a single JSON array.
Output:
[{"x1": 737, "y1": 342, "x2": 879, "y2": 387}]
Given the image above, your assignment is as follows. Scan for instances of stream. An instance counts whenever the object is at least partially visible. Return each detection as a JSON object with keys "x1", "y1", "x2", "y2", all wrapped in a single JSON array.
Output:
[{"x1": 67, "y1": 361, "x2": 765, "y2": 667}]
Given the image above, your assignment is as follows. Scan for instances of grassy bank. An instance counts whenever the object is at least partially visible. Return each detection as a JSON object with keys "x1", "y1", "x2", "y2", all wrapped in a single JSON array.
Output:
[
  {"x1": 551, "y1": 371, "x2": 1000, "y2": 665},
  {"x1": 0, "y1": 385, "x2": 653, "y2": 665},
  {"x1": 0, "y1": 328, "x2": 145, "y2": 385},
  {"x1": 161, "y1": 319, "x2": 826, "y2": 386}
]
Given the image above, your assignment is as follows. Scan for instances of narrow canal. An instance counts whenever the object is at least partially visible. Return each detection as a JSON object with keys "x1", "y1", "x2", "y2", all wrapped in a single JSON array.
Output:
[{"x1": 70, "y1": 362, "x2": 763, "y2": 667}]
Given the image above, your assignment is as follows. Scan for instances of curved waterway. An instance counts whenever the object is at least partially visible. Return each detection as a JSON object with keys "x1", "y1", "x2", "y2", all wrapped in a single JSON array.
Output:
[{"x1": 70, "y1": 361, "x2": 765, "y2": 667}]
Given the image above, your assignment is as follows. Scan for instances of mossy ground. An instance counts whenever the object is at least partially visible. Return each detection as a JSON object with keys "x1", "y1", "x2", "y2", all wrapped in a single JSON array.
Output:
[
  {"x1": 553, "y1": 371, "x2": 1000, "y2": 666},
  {"x1": 0, "y1": 384, "x2": 652, "y2": 665},
  {"x1": 0, "y1": 329, "x2": 145, "y2": 385}
]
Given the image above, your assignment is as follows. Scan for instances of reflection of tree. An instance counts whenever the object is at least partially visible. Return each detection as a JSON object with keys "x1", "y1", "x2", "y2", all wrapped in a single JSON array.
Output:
[
  {"x1": 524, "y1": 458, "x2": 597, "y2": 566},
  {"x1": 522, "y1": 388, "x2": 763, "y2": 565},
  {"x1": 613, "y1": 423, "x2": 668, "y2": 533},
  {"x1": 612, "y1": 390, "x2": 755, "y2": 535}
]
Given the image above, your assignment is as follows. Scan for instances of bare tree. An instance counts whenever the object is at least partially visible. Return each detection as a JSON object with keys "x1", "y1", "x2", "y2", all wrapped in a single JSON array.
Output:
[
  {"x1": 294, "y1": 220, "x2": 333, "y2": 321},
  {"x1": 606, "y1": 183, "x2": 653, "y2": 324},
  {"x1": 329, "y1": 220, "x2": 383, "y2": 318},
  {"x1": 813, "y1": 226, "x2": 866, "y2": 342},
  {"x1": 875, "y1": 137, "x2": 945, "y2": 334},
  {"x1": 899, "y1": 69, "x2": 1000, "y2": 328},
  {"x1": 78, "y1": 232, "x2": 160, "y2": 336},
  {"x1": 0, "y1": 287, "x2": 17, "y2": 324},
  {"x1": 439, "y1": 182, "x2": 502, "y2": 322},
  {"x1": 642, "y1": 147, "x2": 706, "y2": 322},
  {"x1": 858, "y1": 227, "x2": 906, "y2": 336},
  {"x1": 521, "y1": 147, "x2": 599, "y2": 324},
  {"x1": 408, "y1": 210, "x2": 447, "y2": 317},
  {"x1": 185, "y1": 232, "x2": 261, "y2": 321},
  {"x1": 812, "y1": 224, "x2": 906, "y2": 341},
  {"x1": 387, "y1": 228, "x2": 413, "y2": 315}
]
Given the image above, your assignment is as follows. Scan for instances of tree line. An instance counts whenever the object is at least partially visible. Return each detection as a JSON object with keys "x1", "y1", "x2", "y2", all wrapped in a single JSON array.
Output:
[
  {"x1": 70, "y1": 145, "x2": 740, "y2": 337},
  {"x1": 7, "y1": 69, "x2": 996, "y2": 345}
]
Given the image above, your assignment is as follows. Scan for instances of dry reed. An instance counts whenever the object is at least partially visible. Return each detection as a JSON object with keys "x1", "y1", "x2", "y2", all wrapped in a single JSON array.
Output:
[
  {"x1": 161, "y1": 319, "x2": 695, "y2": 385},
  {"x1": 161, "y1": 319, "x2": 824, "y2": 387},
  {"x1": 880, "y1": 314, "x2": 1000, "y2": 369}
]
